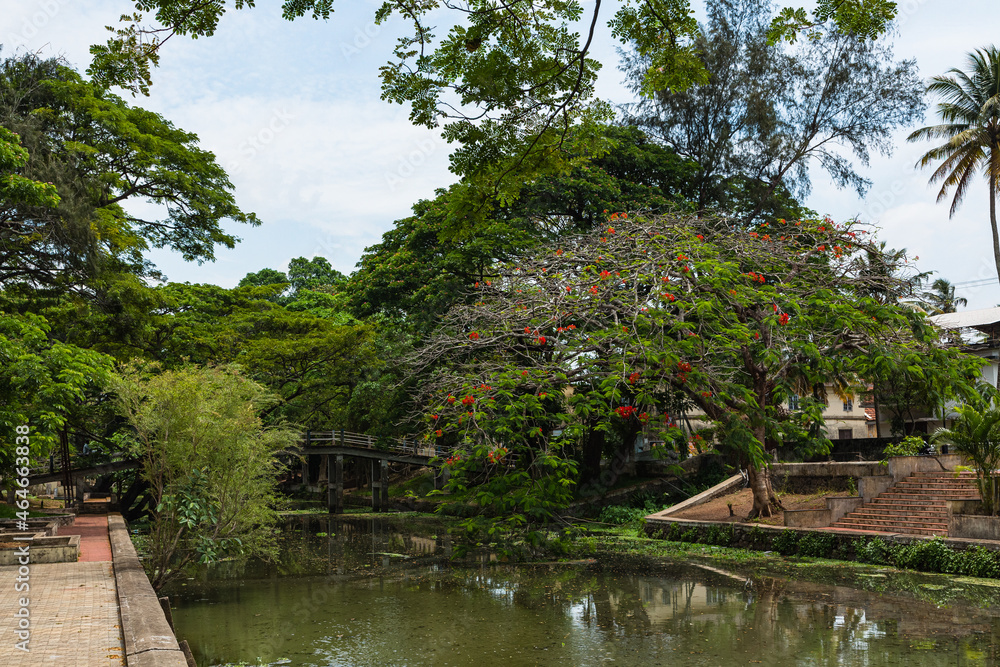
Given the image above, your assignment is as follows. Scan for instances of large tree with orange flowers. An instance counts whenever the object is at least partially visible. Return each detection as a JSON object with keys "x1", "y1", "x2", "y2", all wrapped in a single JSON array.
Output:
[{"x1": 412, "y1": 212, "x2": 981, "y2": 527}]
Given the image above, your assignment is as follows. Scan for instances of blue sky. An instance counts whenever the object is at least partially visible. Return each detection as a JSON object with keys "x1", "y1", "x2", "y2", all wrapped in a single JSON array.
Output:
[{"x1": 4, "y1": 0, "x2": 1000, "y2": 308}]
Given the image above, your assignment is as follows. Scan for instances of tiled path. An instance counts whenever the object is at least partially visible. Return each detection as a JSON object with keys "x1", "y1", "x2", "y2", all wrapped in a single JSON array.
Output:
[
  {"x1": 0, "y1": 516, "x2": 125, "y2": 666},
  {"x1": 62, "y1": 516, "x2": 113, "y2": 562}
]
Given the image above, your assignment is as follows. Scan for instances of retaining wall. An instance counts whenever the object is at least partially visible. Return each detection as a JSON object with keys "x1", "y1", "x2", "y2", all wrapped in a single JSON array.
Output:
[
  {"x1": 770, "y1": 461, "x2": 883, "y2": 494},
  {"x1": 643, "y1": 515, "x2": 1000, "y2": 557},
  {"x1": 108, "y1": 514, "x2": 188, "y2": 667}
]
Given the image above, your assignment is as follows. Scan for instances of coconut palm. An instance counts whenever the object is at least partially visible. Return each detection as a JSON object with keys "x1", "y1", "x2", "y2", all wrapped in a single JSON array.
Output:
[
  {"x1": 908, "y1": 47, "x2": 1000, "y2": 284},
  {"x1": 931, "y1": 386, "x2": 1000, "y2": 515},
  {"x1": 923, "y1": 277, "x2": 969, "y2": 314}
]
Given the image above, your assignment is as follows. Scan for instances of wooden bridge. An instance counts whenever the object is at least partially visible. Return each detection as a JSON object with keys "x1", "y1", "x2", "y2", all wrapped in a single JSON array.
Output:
[
  {"x1": 296, "y1": 430, "x2": 453, "y2": 513},
  {"x1": 25, "y1": 429, "x2": 451, "y2": 514}
]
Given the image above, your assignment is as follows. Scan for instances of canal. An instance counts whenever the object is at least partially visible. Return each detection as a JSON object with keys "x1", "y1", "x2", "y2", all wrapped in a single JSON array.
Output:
[{"x1": 167, "y1": 516, "x2": 1000, "y2": 666}]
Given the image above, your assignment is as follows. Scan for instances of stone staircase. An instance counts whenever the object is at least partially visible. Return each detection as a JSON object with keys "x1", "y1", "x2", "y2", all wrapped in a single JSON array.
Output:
[{"x1": 830, "y1": 471, "x2": 980, "y2": 536}]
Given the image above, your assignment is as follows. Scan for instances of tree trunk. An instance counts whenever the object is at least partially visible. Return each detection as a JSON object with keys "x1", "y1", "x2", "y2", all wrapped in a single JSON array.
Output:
[
  {"x1": 991, "y1": 175, "x2": 1000, "y2": 286},
  {"x1": 746, "y1": 465, "x2": 775, "y2": 519},
  {"x1": 579, "y1": 426, "x2": 604, "y2": 485}
]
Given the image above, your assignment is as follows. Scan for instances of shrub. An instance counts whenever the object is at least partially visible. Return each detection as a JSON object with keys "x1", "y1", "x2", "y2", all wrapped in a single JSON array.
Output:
[
  {"x1": 598, "y1": 504, "x2": 647, "y2": 525},
  {"x1": 880, "y1": 436, "x2": 925, "y2": 464},
  {"x1": 893, "y1": 537, "x2": 954, "y2": 573},
  {"x1": 956, "y1": 545, "x2": 1000, "y2": 578},
  {"x1": 798, "y1": 531, "x2": 836, "y2": 557},
  {"x1": 772, "y1": 529, "x2": 800, "y2": 556},
  {"x1": 855, "y1": 536, "x2": 887, "y2": 564},
  {"x1": 704, "y1": 523, "x2": 734, "y2": 546}
]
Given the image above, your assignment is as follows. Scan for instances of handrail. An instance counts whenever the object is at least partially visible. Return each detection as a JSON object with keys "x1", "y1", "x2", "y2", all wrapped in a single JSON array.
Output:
[{"x1": 301, "y1": 430, "x2": 452, "y2": 458}]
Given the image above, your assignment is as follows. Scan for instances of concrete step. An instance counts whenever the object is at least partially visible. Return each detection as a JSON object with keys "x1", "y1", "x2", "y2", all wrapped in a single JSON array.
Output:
[
  {"x1": 844, "y1": 512, "x2": 947, "y2": 525},
  {"x1": 824, "y1": 470, "x2": 982, "y2": 537},
  {"x1": 830, "y1": 521, "x2": 947, "y2": 536},
  {"x1": 833, "y1": 513, "x2": 948, "y2": 527},
  {"x1": 846, "y1": 507, "x2": 948, "y2": 523},
  {"x1": 910, "y1": 471, "x2": 978, "y2": 477},
  {"x1": 894, "y1": 482, "x2": 979, "y2": 491},
  {"x1": 892, "y1": 489, "x2": 978, "y2": 496}
]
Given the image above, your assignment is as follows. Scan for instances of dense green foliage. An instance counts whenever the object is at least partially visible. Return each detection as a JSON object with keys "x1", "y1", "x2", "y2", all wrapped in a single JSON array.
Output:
[
  {"x1": 349, "y1": 125, "x2": 701, "y2": 330},
  {"x1": 413, "y1": 212, "x2": 981, "y2": 538},
  {"x1": 112, "y1": 365, "x2": 299, "y2": 590}
]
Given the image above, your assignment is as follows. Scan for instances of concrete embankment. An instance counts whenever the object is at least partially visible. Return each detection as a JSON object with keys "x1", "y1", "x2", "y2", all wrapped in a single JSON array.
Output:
[{"x1": 108, "y1": 514, "x2": 189, "y2": 667}]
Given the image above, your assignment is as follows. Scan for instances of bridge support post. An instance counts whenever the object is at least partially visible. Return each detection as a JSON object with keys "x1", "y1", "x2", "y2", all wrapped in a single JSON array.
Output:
[
  {"x1": 371, "y1": 459, "x2": 381, "y2": 512},
  {"x1": 327, "y1": 455, "x2": 344, "y2": 514},
  {"x1": 380, "y1": 459, "x2": 389, "y2": 511},
  {"x1": 434, "y1": 467, "x2": 450, "y2": 491},
  {"x1": 301, "y1": 457, "x2": 310, "y2": 489}
]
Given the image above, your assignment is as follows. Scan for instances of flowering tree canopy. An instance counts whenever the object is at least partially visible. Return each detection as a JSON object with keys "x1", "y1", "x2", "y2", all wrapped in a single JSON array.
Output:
[{"x1": 413, "y1": 211, "x2": 981, "y2": 522}]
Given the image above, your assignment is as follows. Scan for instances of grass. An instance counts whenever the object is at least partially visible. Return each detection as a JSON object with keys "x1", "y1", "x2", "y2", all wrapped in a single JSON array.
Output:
[{"x1": 0, "y1": 503, "x2": 51, "y2": 519}]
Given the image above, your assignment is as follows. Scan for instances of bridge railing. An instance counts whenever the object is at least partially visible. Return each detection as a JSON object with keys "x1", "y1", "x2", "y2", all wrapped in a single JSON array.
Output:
[
  {"x1": 28, "y1": 451, "x2": 131, "y2": 479},
  {"x1": 302, "y1": 430, "x2": 453, "y2": 458}
]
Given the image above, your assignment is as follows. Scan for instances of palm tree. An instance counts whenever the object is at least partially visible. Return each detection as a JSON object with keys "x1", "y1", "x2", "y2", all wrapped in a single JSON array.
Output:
[
  {"x1": 923, "y1": 277, "x2": 969, "y2": 314},
  {"x1": 931, "y1": 388, "x2": 1000, "y2": 515},
  {"x1": 908, "y1": 47, "x2": 1000, "y2": 284}
]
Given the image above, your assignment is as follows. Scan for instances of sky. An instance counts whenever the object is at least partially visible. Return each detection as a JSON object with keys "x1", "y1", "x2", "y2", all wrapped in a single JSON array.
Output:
[{"x1": 3, "y1": 0, "x2": 1000, "y2": 308}]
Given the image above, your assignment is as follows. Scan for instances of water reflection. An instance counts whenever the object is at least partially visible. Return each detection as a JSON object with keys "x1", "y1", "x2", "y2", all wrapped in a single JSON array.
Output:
[{"x1": 168, "y1": 518, "x2": 1000, "y2": 666}]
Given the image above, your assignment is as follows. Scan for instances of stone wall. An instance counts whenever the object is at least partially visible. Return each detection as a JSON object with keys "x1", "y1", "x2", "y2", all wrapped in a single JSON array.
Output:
[
  {"x1": 108, "y1": 514, "x2": 188, "y2": 667},
  {"x1": 770, "y1": 461, "x2": 883, "y2": 494}
]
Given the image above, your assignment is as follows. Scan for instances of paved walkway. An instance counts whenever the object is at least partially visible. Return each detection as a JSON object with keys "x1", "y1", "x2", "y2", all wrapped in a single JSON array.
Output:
[
  {"x1": 62, "y1": 516, "x2": 113, "y2": 562},
  {"x1": 0, "y1": 515, "x2": 125, "y2": 666}
]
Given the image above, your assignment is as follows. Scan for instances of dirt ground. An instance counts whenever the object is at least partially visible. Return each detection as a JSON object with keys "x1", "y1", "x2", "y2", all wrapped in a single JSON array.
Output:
[{"x1": 667, "y1": 487, "x2": 836, "y2": 526}]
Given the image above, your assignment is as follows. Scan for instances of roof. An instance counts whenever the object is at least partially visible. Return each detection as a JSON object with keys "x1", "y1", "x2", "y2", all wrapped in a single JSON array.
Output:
[
  {"x1": 929, "y1": 307, "x2": 1000, "y2": 336},
  {"x1": 864, "y1": 408, "x2": 877, "y2": 422}
]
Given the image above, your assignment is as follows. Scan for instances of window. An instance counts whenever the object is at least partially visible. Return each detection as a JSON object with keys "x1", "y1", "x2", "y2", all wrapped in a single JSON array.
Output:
[
  {"x1": 843, "y1": 398, "x2": 853, "y2": 412},
  {"x1": 788, "y1": 394, "x2": 800, "y2": 410}
]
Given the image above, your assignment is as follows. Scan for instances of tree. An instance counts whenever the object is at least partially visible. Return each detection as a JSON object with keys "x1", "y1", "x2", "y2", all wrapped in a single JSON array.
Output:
[
  {"x1": 0, "y1": 52, "x2": 257, "y2": 292},
  {"x1": 111, "y1": 364, "x2": 299, "y2": 590},
  {"x1": 413, "y1": 212, "x2": 981, "y2": 523},
  {"x1": 907, "y1": 47, "x2": 1000, "y2": 285},
  {"x1": 923, "y1": 277, "x2": 968, "y2": 315},
  {"x1": 0, "y1": 312, "x2": 113, "y2": 471},
  {"x1": 0, "y1": 118, "x2": 113, "y2": 471},
  {"x1": 132, "y1": 282, "x2": 376, "y2": 430},
  {"x1": 89, "y1": 0, "x2": 902, "y2": 223},
  {"x1": 622, "y1": 0, "x2": 924, "y2": 226}
]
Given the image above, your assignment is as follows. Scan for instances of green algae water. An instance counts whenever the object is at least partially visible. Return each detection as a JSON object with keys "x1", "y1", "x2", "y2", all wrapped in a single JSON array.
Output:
[{"x1": 168, "y1": 517, "x2": 1000, "y2": 666}]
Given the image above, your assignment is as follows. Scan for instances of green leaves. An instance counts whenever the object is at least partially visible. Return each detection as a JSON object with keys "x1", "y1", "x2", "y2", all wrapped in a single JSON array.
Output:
[
  {"x1": 0, "y1": 53, "x2": 257, "y2": 298},
  {"x1": 768, "y1": 0, "x2": 898, "y2": 44},
  {"x1": 112, "y1": 364, "x2": 298, "y2": 590},
  {"x1": 610, "y1": 0, "x2": 705, "y2": 98},
  {"x1": 415, "y1": 210, "x2": 969, "y2": 521},
  {"x1": 0, "y1": 312, "x2": 113, "y2": 470}
]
